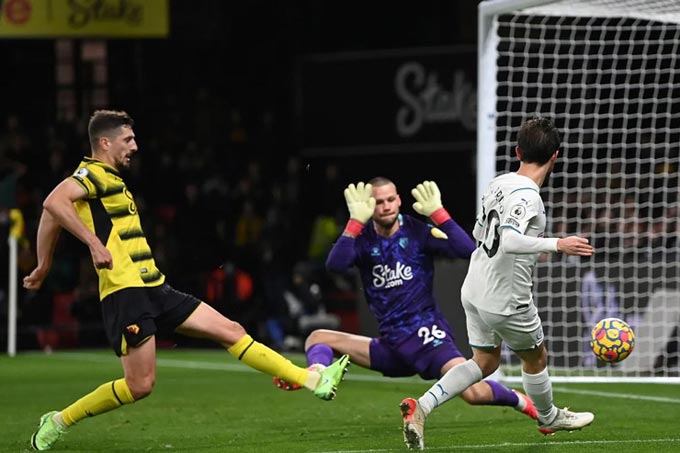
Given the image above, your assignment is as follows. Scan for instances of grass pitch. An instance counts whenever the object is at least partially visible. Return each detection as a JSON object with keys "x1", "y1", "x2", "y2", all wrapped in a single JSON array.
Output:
[{"x1": 2, "y1": 348, "x2": 679, "y2": 452}]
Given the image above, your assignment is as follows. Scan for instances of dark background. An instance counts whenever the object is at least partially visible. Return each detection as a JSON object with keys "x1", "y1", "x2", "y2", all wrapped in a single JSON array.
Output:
[
  {"x1": 1, "y1": 1, "x2": 479, "y2": 204},
  {"x1": 1, "y1": 1, "x2": 482, "y2": 351}
]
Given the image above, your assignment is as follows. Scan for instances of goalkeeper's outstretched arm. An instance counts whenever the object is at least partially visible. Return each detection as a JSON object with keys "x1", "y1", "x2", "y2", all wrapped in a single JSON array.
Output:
[
  {"x1": 412, "y1": 180, "x2": 475, "y2": 258},
  {"x1": 326, "y1": 181, "x2": 374, "y2": 272}
]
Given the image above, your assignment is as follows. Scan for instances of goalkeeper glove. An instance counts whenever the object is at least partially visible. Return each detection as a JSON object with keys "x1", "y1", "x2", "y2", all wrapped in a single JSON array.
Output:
[
  {"x1": 411, "y1": 180, "x2": 451, "y2": 225},
  {"x1": 343, "y1": 182, "x2": 376, "y2": 237}
]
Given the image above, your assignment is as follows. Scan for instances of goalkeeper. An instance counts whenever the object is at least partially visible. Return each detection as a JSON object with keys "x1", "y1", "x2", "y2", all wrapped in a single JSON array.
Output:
[{"x1": 273, "y1": 177, "x2": 537, "y2": 432}]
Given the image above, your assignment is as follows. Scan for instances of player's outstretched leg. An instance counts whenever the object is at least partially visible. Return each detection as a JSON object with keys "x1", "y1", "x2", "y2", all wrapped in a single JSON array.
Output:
[
  {"x1": 512, "y1": 389, "x2": 538, "y2": 419},
  {"x1": 273, "y1": 364, "x2": 326, "y2": 391},
  {"x1": 314, "y1": 354, "x2": 350, "y2": 401},
  {"x1": 31, "y1": 411, "x2": 66, "y2": 451},
  {"x1": 400, "y1": 397, "x2": 425, "y2": 450},
  {"x1": 538, "y1": 407, "x2": 594, "y2": 435}
]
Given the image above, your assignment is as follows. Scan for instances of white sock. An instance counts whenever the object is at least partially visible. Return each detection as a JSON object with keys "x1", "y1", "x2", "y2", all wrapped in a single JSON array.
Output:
[
  {"x1": 513, "y1": 390, "x2": 527, "y2": 410},
  {"x1": 53, "y1": 412, "x2": 68, "y2": 429},
  {"x1": 418, "y1": 359, "x2": 483, "y2": 416},
  {"x1": 521, "y1": 368, "x2": 557, "y2": 423}
]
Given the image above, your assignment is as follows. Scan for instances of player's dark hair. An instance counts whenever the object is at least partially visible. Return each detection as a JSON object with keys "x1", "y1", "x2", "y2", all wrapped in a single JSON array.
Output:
[
  {"x1": 517, "y1": 116, "x2": 561, "y2": 164},
  {"x1": 88, "y1": 110, "x2": 134, "y2": 150},
  {"x1": 367, "y1": 176, "x2": 394, "y2": 187}
]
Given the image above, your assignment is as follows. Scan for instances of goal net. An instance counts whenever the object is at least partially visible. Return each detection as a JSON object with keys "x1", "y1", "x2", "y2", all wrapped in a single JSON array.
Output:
[{"x1": 478, "y1": 0, "x2": 680, "y2": 382}]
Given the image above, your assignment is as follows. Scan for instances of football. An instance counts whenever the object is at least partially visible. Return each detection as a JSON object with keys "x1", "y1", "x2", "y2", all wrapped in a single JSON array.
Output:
[{"x1": 589, "y1": 317, "x2": 636, "y2": 362}]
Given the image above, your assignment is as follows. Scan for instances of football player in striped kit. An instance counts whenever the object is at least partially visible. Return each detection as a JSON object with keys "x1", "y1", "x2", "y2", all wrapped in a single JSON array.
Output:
[{"x1": 24, "y1": 110, "x2": 350, "y2": 451}]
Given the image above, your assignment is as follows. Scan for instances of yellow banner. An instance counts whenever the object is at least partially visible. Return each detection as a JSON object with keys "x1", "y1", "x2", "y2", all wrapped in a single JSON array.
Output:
[{"x1": 0, "y1": 0, "x2": 168, "y2": 37}]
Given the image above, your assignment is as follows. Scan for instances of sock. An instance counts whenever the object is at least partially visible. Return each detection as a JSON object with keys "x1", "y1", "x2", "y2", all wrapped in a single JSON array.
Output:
[
  {"x1": 53, "y1": 412, "x2": 67, "y2": 429},
  {"x1": 228, "y1": 334, "x2": 313, "y2": 389},
  {"x1": 418, "y1": 359, "x2": 483, "y2": 416},
  {"x1": 522, "y1": 368, "x2": 557, "y2": 423},
  {"x1": 306, "y1": 343, "x2": 334, "y2": 367},
  {"x1": 61, "y1": 378, "x2": 135, "y2": 426},
  {"x1": 485, "y1": 380, "x2": 521, "y2": 407}
]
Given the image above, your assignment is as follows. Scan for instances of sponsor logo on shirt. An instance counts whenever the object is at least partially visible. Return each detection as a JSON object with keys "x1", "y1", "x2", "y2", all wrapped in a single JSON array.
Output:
[
  {"x1": 123, "y1": 188, "x2": 137, "y2": 214},
  {"x1": 510, "y1": 204, "x2": 526, "y2": 219},
  {"x1": 372, "y1": 261, "x2": 413, "y2": 289}
]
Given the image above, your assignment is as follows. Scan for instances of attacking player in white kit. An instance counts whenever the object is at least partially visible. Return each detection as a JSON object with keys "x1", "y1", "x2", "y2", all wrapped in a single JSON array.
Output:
[{"x1": 399, "y1": 116, "x2": 595, "y2": 450}]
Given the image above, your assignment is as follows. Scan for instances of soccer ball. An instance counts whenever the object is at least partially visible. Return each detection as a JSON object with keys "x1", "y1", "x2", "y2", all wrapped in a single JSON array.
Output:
[{"x1": 589, "y1": 318, "x2": 636, "y2": 363}]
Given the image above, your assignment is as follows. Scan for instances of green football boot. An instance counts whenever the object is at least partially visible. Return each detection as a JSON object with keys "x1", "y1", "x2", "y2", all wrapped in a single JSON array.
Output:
[
  {"x1": 31, "y1": 411, "x2": 66, "y2": 450},
  {"x1": 313, "y1": 354, "x2": 350, "y2": 401}
]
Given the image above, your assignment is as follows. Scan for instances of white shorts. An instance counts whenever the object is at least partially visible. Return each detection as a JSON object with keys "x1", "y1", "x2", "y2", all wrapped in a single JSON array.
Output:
[{"x1": 463, "y1": 299, "x2": 545, "y2": 351}]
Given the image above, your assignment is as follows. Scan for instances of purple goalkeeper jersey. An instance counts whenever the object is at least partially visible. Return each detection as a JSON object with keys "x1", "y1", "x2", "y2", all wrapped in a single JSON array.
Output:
[{"x1": 326, "y1": 214, "x2": 475, "y2": 345}]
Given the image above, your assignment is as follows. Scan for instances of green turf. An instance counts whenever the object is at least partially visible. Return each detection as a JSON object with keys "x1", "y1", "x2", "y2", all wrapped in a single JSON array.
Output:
[{"x1": 2, "y1": 349, "x2": 679, "y2": 452}]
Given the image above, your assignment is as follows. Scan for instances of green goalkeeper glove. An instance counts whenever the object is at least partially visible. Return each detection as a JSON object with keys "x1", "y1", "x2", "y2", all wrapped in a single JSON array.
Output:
[
  {"x1": 343, "y1": 182, "x2": 375, "y2": 237},
  {"x1": 411, "y1": 180, "x2": 451, "y2": 225}
]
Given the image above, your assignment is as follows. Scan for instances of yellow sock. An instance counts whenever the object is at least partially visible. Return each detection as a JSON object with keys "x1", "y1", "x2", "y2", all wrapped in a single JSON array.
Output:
[
  {"x1": 61, "y1": 378, "x2": 135, "y2": 426},
  {"x1": 228, "y1": 334, "x2": 317, "y2": 389}
]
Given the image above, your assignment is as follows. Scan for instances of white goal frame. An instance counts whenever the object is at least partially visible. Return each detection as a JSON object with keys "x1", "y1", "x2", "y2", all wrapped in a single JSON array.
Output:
[{"x1": 478, "y1": 0, "x2": 680, "y2": 384}]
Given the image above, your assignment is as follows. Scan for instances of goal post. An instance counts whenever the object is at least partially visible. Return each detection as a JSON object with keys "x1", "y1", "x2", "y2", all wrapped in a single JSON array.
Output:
[{"x1": 478, "y1": 0, "x2": 680, "y2": 383}]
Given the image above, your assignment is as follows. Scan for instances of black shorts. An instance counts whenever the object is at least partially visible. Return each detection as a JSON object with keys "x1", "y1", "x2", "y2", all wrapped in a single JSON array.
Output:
[{"x1": 101, "y1": 284, "x2": 202, "y2": 356}]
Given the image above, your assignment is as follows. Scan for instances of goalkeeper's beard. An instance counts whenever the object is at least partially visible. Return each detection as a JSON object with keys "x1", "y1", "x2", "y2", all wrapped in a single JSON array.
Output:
[{"x1": 374, "y1": 214, "x2": 398, "y2": 230}]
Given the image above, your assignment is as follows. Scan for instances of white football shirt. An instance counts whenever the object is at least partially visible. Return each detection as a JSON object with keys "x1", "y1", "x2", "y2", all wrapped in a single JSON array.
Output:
[{"x1": 461, "y1": 172, "x2": 556, "y2": 315}]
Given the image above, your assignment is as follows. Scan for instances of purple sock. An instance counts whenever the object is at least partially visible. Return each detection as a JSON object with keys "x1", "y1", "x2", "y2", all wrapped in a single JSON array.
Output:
[
  {"x1": 305, "y1": 343, "x2": 334, "y2": 367},
  {"x1": 485, "y1": 380, "x2": 520, "y2": 407}
]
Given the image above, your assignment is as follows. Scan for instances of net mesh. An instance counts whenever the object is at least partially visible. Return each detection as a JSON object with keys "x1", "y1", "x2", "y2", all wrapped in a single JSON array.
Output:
[{"x1": 491, "y1": 0, "x2": 680, "y2": 379}]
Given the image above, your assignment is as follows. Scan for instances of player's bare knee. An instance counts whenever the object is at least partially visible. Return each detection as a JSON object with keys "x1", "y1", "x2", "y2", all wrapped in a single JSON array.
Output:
[
  {"x1": 518, "y1": 345, "x2": 548, "y2": 373},
  {"x1": 230, "y1": 320, "x2": 247, "y2": 336},
  {"x1": 222, "y1": 319, "x2": 247, "y2": 345},
  {"x1": 472, "y1": 357, "x2": 499, "y2": 377},
  {"x1": 522, "y1": 357, "x2": 547, "y2": 374},
  {"x1": 126, "y1": 376, "x2": 155, "y2": 400},
  {"x1": 304, "y1": 329, "x2": 332, "y2": 350},
  {"x1": 482, "y1": 363, "x2": 501, "y2": 377}
]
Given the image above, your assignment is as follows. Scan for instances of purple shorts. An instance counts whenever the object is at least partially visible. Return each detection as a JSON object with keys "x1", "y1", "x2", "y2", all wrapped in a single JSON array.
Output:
[{"x1": 369, "y1": 316, "x2": 464, "y2": 380}]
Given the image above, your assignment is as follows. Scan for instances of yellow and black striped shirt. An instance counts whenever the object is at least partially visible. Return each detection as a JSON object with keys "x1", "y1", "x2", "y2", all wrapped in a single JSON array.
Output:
[{"x1": 71, "y1": 157, "x2": 165, "y2": 300}]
